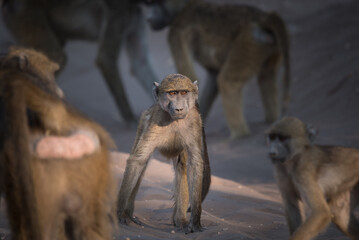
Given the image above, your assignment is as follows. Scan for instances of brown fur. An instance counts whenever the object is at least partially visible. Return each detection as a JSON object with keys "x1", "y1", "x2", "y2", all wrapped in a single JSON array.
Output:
[
  {"x1": 0, "y1": 47, "x2": 116, "y2": 240},
  {"x1": 117, "y1": 74, "x2": 211, "y2": 233},
  {"x1": 266, "y1": 117, "x2": 359, "y2": 240},
  {"x1": 1, "y1": 0, "x2": 158, "y2": 125},
  {"x1": 146, "y1": 0, "x2": 290, "y2": 139}
]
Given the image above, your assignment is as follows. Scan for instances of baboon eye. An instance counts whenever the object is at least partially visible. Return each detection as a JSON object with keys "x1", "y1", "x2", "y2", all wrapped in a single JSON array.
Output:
[
  {"x1": 268, "y1": 134, "x2": 277, "y2": 140},
  {"x1": 168, "y1": 91, "x2": 177, "y2": 96},
  {"x1": 278, "y1": 135, "x2": 288, "y2": 142},
  {"x1": 180, "y1": 90, "x2": 188, "y2": 95}
]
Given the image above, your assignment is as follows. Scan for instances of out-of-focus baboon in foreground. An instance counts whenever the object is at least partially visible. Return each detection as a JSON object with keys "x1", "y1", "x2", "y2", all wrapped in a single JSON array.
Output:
[
  {"x1": 144, "y1": 0, "x2": 290, "y2": 139},
  {"x1": 117, "y1": 74, "x2": 211, "y2": 233},
  {"x1": 1, "y1": 0, "x2": 159, "y2": 125},
  {"x1": 0, "y1": 47, "x2": 116, "y2": 240},
  {"x1": 266, "y1": 117, "x2": 359, "y2": 240}
]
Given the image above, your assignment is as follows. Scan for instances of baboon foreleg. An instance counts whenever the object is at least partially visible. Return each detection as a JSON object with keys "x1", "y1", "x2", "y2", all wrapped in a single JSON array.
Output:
[
  {"x1": 172, "y1": 152, "x2": 189, "y2": 228},
  {"x1": 125, "y1": 5, "x2": 158, "y2": 95},
  {"x1": 291, "y1": 181, "x2": 332, "y2": 240},
  {"x1": 330, "y1": 191, "x2": 359, "y2": 239},
  {"x1": 274, "y1": 164, "x2": 302, "y2": 234},
  {"x1": 199, "y1": 69, "x2": 218, "y2": 120},
  {"x1": 117, "y1": 139, "x2": 154, "y2": 224},
  {"x1": 186, "y1": 147, "x2": 204, "y2": 233},
  {"x1": 258, "y1": 53, "x2": 281, "y2": 123},
  {"x1": 96, "y1": 6, "x2": 136, "y2": 125}
]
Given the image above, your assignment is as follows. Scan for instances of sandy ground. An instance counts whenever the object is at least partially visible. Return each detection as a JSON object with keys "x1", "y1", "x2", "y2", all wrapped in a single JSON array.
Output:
[{"x1": 0, "y1": 0, "x2": 359, "y2": 239}]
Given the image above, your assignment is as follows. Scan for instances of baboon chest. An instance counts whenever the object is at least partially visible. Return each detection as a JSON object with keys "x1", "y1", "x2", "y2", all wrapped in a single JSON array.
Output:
[{"x1": 158, "y1": 131, "x2": 185, "y2": 158}]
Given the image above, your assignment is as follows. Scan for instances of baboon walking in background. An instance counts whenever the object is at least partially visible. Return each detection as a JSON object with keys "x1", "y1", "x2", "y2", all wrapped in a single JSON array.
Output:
[
  {"x1": 0, "y1": 47, "x2": 116, "y2": 240},
  {"x1": 117, "y1": 74, "x2": 211, "y2": 233},
  {"x1": 266, "y1": 117, "x2": 359, "y2": 240},
  {"x1": 1, "y1": 0, "x2": 158, "y2": 125},
  {"x1": 144, "y1": 0, "x2": 290, "y2": 139}
]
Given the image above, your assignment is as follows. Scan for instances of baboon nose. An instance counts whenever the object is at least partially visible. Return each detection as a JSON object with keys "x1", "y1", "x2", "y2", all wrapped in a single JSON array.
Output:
[
  {"x1": 176, "y1": 108, "x2": 183, "y2": 112},
  {"x1": 269, "y1": 152, "x2": 277, "y2": 158}
]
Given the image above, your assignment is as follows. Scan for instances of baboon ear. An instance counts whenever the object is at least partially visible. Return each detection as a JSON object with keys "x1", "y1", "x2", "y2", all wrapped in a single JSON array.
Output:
[
  {"x1": 193, "y1": 80, "x2": 199, "y2": 92},
  {"x1": 306, "y1": 124, "x2": 318, "y2": 143},
  {"x1": 14, "y1": 54, "x2": 29, "y2": 70},
  {"x1": 152, "y1": 82, "x2": 160, "y2": 101}
]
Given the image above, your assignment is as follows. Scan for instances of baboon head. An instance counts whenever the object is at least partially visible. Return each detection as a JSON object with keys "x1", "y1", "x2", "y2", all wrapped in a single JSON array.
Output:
[
  {"x1": 153, "y1": 73, "x2": 198, "y2": 120},
  {"x1": 0, "y1": 47, "x2": 63, "y2": 97},
  {"x1": 143, "y1": 0, "x2": 190, "y2": 30},
  {"x1": 265, "y1": 117, "x2": 317, "y2": 163}
]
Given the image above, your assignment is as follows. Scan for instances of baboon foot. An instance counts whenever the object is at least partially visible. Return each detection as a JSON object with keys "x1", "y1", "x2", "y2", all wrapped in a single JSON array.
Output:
[
  {"x1": 185, "y1": 222, "x2": 203, "y2": 234},
  {"x1": 173, "y1": 218, "x2": 188, "y2": 229},
  {"x1": 230, "y1": 128, "x2": 251, "y2": 140},
  {"x1": 118, "y1": 215, "x2": 143, "y2": 226}
]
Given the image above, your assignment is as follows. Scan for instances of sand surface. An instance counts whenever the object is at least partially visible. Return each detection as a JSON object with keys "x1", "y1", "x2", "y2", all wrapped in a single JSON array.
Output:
[{"x1": 0, "y1": 0, "x2": 358, "y2": 239}]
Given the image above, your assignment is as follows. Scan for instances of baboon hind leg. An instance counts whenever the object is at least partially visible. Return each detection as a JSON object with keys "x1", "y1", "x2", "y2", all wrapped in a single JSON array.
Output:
[
  {"x1": 331, "y1": 190, "x2": 359, "y2": 239},
  {"x1": 96, "y1": 1, "x2": 136, "y2": 124},
  {"x1": 172, "y1": 151, "x2": 189, "y2": 228},
  {"x1": 257, "y1": 52, "x2": 281, "y2": 123},
  {"x1": 125, "y1": 5, "x2": 158, "y2": 95},
  {"x1": 217, "y1": 27, "x2": 268, "y2": 139}
]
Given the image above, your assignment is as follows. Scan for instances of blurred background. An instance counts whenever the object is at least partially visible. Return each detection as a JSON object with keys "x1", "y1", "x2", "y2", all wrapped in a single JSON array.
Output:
[{"x1": 0, "y1": 0, "x2": 358, "y2": 239}]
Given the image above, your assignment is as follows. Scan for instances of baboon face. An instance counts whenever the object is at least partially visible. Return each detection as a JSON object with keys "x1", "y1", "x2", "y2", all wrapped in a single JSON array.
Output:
[
  {"x1": 143, "y1": 0, "x2": 187, "y2": 30},
  {"x1": 153, "y1": 74, "x2": 198, "y2": 120},
  {"x1": 265, "y1": 117, "x2": 318, "y2": 163},
  {"x1": 1, "y1": 47, "x2": 63, "y2": 98},
  {"x1": 266, "y1": 133, "x2": 290, "y2": 163}
]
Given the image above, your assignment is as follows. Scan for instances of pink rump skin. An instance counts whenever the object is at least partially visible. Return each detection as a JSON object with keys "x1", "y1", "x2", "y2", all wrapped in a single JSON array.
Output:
[{"x1": 35, "y1": 131, "x2": 99, "y2": 160}]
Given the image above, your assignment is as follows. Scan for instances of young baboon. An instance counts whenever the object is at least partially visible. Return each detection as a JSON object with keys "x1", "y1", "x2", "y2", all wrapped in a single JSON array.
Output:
[
  {"x1": 266, "y1": 117, "x2": 359, "y2": 240},
  {"x1": 1, "y1": 0, "x2": 158, "y2": 125},
  {"x1": 117, "y1": 73, "x2": 211, "y2": 233},
  {"x1": 144, "y1": 0, "x2": 290, "y2": 139},
  {"x1": 0, "y1": 47, "x2": 116, "y2": 240}
]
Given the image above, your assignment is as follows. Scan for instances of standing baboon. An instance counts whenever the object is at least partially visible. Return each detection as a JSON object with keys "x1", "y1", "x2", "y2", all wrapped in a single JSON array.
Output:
[
  {"x1": 117, "y1": 73, "x2": 211, "y2": 233},
  {"x1": 266, "y1": 117, "x2": 359, "y2": 240},
  {"x1": 1, "y1": 0, "x2": 158, "y2": 125},
  {"x1": 144, "y1": 0, "x2": 290, "y2": 139},
  {"x1": 0, "y1": 47, "x2": 116, "y2": 240}
]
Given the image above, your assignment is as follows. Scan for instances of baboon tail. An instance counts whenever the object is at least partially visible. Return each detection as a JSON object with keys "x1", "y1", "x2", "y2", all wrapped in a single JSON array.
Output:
[
  {"x1": 264, "y1": 12, "x2": 291, "y2": 114},
  {"x1": 201, "y1": 126, "x2": 211, "y2": 202},
  {"x1": 2, "y1": 79, "x2": 41, "y2": 239}
]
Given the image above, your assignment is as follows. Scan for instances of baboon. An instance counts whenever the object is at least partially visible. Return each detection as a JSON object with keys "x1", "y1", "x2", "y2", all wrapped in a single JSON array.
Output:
[
  {"x1": 1, "y1": 0, "x2": 158, "y2": 125},
  {"x1": 266, "y1": 117, "x2": 359, "y2": 240},
  {"x1": 0, "y1": 47, "x2": 116, "y2": 240},
  {"x1": 117, "y1": 73, "x2": 211, "y2": 233},
  {"x1": 144, "y1": 0, "x2": 290, "y2": 139}
]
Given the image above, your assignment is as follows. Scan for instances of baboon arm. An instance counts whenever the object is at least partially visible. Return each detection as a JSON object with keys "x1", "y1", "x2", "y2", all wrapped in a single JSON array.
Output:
[
  {"x1": 9, "y1": 79, "x2": 70, "y2": 134},
  {"x1": 125, "y1": 6, "x2": 158, "y2": 94},
  {"x1": 290, "y1": 177, "x2": 331, "y2": 240},
  {"x1": 168, "y1": 29, "x2": 198, "y2": 82}
]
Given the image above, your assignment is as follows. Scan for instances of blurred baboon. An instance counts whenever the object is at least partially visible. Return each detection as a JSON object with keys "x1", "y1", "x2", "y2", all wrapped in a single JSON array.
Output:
[
  {"x1": 1, "y1": 0, "x2": 159, "y2": 125},
  {"x1": 117, "y1": 74, "x2": 211, "y2": 233},
  {"x1": 144, "y1": 0, "x2": 290, "y2": 139},
  {"x1": 0, "y1": 47, "x2": 116, "y2": 240},
  {"x1": 266, "y1": 117, "x2": 359, "y2": 240}
]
